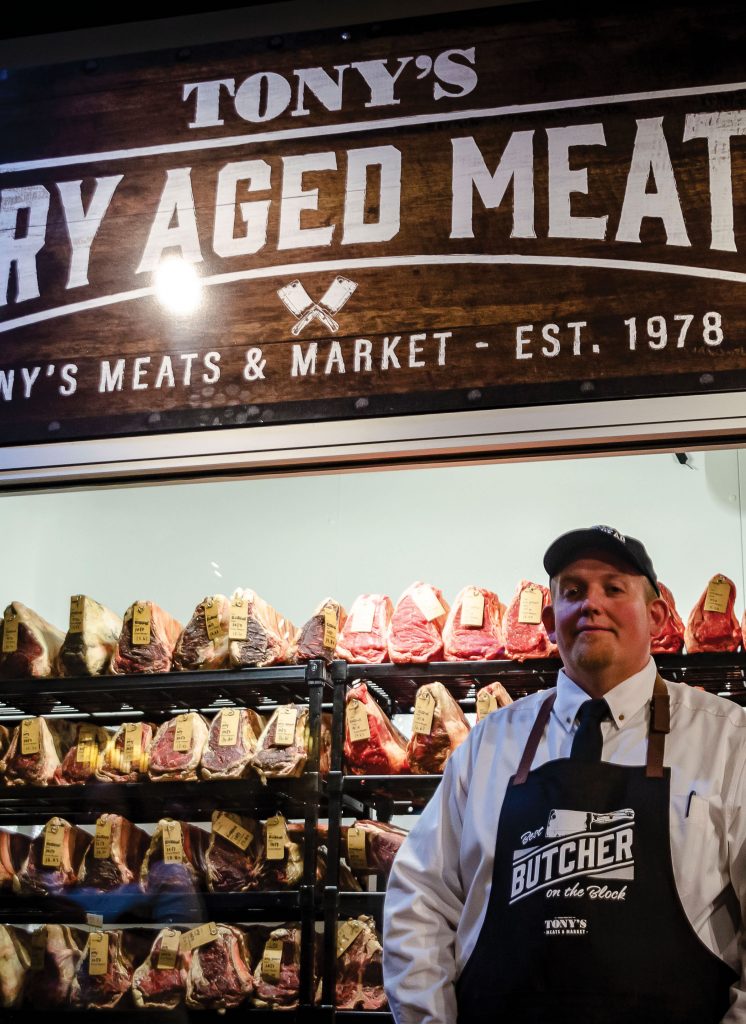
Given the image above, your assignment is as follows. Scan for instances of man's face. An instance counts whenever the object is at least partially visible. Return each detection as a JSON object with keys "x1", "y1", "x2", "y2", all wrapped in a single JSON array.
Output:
[{"x1": 543, "y1": 550, "x2": 667, "y2": 686}]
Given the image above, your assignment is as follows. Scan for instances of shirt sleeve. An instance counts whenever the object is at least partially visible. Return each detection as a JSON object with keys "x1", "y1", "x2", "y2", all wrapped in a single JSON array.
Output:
[
  {"x1": 382, "y1": 740, "x2": 471, "y2": 1024},
  {"x1": 721, "y1": 739, "x2": 746, "y2": 1023}
]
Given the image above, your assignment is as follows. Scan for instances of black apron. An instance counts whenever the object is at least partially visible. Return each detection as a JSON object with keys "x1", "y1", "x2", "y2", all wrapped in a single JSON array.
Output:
[{"x1": 456, "y1": 675, "x2": 737, "y2": 1024}]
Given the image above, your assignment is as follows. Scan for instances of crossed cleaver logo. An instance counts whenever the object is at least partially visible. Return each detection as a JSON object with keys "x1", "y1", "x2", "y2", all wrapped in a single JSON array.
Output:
[{"x1": 277, "y1": 276, "x2": 357, "y2": 336}]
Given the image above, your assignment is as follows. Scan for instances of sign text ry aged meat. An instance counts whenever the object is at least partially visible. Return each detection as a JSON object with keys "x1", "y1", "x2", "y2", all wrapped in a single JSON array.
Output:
[{"x1": 2, "y1": 2, "x2": 746, "y2": 443}]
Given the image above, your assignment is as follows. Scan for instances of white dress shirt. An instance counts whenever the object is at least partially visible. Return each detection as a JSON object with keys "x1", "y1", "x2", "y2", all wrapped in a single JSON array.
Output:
[{"x1": 383, "y1": 658, "x2": 746, "y2": 1024}]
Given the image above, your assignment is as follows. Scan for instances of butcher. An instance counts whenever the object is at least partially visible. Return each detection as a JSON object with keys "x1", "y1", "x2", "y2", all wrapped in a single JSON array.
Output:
[{"x1": 383, "y1": 525, "x2": 746, "y2": 1023}]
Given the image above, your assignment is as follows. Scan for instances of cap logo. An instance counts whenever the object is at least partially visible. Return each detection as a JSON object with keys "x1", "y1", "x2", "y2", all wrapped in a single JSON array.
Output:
[{"x1": 592, "y1": 525, "x2": 625, "y2": 544}]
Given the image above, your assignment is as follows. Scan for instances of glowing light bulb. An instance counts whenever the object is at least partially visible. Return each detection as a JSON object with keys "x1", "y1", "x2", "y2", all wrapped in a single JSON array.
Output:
[{"x1": 154, "y1": 258, "x2": 203, "y2": 315}]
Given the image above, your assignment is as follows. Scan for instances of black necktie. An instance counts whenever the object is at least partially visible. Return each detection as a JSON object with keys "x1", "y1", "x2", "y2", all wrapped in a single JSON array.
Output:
[{"x1": 571, "y1": 699, "x2": 609, "y2": 762}]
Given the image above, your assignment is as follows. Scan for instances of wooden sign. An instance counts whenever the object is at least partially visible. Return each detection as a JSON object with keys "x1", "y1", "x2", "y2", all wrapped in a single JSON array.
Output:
[{"x1": 2, "y1": 3, "x2": 746, "y2": 445}]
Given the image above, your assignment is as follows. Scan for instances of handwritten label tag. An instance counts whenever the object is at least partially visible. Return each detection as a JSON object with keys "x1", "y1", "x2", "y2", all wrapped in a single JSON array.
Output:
[
  {"x1": 323, "y1": 606, "x2": 338, "y2": 649},
  {"x1": 21, "y1": 718, "x2": 41, "y2": 756},
  {"x1": 42, "y1": 818, "x2": 64, "y2": 868},
  {"x1": 412, "y1": 690, "x2": 436, "y2": 735},
  {"x1": 213, "y1": 812, "x2": 253, "y2": 851},
  {"x1": 30, "y1": 928, "x2": 47, "y2": 971},
  {"x1": 346, "y1": 699, "x2": 371, "y2": 742},
  {"x1": 173, "y1": 715, "x2": 193, "y2": 753},
  {"x1": 704, "y1": 577, "x2": 731, "y2": 614},
  {"x1": 180, "y1": 922, "x2": 218, "y2": 952},
  {"x1": 76, "y1": 725, "x2": 98, "y2": 765},
  {"x1": 266, "y1": 815, "x2": 287, "y2": 861},
  {"x1": 123, "y1": 723, "x2": 143, "y2": 771},
  {"x1": 162, "y1": 820, "x2": 184, "y2": 864},
  {"x1": 88, "y1": 932, "x2": 109, "y2": 976},
  {"x1": 229, "y1": 597, "x2": 249, "y2": 641},
  {"x1": 157, "y1": 929, "x2": 181, "y2": 970},
  {"x1": 412, "y1": 585, "x2": 446, "y2": 622},
  {"x1": 350, "y1": 598, "x2": 375, "y2": 634},
  {"x1": 476, "y1": 691, "x2": 498, "y2": 722},
  {"x1": 460, "y1": 589, "x2": 485, "y2": 628},
  {"x1": 94, "y1": 817, "x2": 113, "y2": 859},
  {"x1": 86, "y1": 914, "x2": 103, "y2": 929},
  {"x1": 261, "y1": 937, "x2": 284, "y2": 981},
  {"x1": 218, "y1": 708, "x2": 240, "y2": 747},
  {"x1": 518, "y1": 586, "x2": 543, "y2": 625},
  {"x1": 347, "y1": 827, "x2": 368, "y2": 869},
  {"x1": 132, "y1": 604, "x2": 151, "y2": 646},
  {"x1": 69, "y1": 595, "x2": 86, "y2": 634},
  {"x1": 2, "y1": 609, "x2": 18, "y2": 654},
  {"x1": 204, "y1": 598, "x2": 221, "y2": 641},
  {"x1": 337, "y1": 920, "x2": 364, "y2": 958},
  {"x1": 273, "y1": 705, "x2": 297, "y2": 747}
]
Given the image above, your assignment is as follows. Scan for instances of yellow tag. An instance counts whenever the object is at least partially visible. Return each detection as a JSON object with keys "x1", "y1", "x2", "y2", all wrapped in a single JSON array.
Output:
[
  {"x1": 412, "y1": 690, "x2": 436, "y2": 735},
  {"x1": 460, "y1": 589, "x2": 485, "y2": 628},
  {"x1": 162, "y1": 821, "x2": 184, "y2": 864},
  {"x1": 350, "y1": 599, "x2": 375, "y2": 634},
  {"x1": 346, "y1": 699, "x2": 371, "y2": 742},
  {"x1": 180, "y1": 922, "x2": 218, "y2": 952},
  {"x1": 94, "y1": 817, "x2": 113, "y2": 859},
  {"x1": 157, "y1": 929, "x2": 181, "y2": 970},
  {"x1": 213, "y1": 812, "x2": 253, "y2": 851},
  {"x1": 704, "y1": 577, "x2": 731, "y2": 614},
  {"x1": 69, "y1": 595, "x2": 86, "y2": 634},
  {"x1": 21, "y1": 718, "x2": 41, "y2": 756},
  {"x1": 2, "y1": 609, "x2": 18, "y2": 654},
  {"x1": 42, "y1": 818, "x2": 64, "y2": 868},
  {"x1": 229, "y1": 597, "x2": 249, "y2": 641},
  {"x1": 76, "y1": 725, "x2": 98, "y2": 765},
  {"x1": 518, "y1": 586, "x2": 543, "y2": 625},
  {"x1": 218, "y1": 708, "x2": 241, "y2": 747},
  {"x1": 30, "y1": 928, "x2": 46, "y2": 971},
  {"x1": 412, "y1": 585, "x2": 446, "y2": 622},
  {"x1": 204, "y1": 599, "x2": 221, "y2": 641},
  {"x1": 261, "y1": 938, "x2": 283, "y2": 981},
  {"x1": 88, "y1": 932, "x2": 109, "y2": 976},
  {"x1": 132, "y1": 604, "x2": 151, "y2": 645},
  {"x1": 323, "y1": 606, "x2": 338, "y2": 649},
  {"x1": 273, "y1": 705, "x2": 297, "y2": 747},
  {"x1": 266, "y1": 815, "x2": 287, "y2": 861},
  {"x1": 173, "y1": 715, "x2": 193, "y2": 753},
  {"x1": 123, "y1": 723, "x2": 143, "y2": 770},
  {"x1": 337, "y1": 920, "x2": 364, "y2": 958},
  {"x1": 347, "y1": 827, "x2": 368, "y2": 869},
  {"x1": 476, "y1": 691, "x2": 498, "y2": 722}
]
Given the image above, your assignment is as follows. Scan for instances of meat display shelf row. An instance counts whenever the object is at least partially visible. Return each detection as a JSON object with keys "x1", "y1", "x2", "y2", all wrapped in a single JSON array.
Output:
[
  {"x1": 341, "y1": 775, "x2": 442, "y2": 815},
  {"x1": 2, "y1": 1011, "x2": 324, "y2": 1022}
]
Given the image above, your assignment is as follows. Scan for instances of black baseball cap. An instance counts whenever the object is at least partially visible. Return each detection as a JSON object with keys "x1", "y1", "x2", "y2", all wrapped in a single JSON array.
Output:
[{"x1": 543, "y1": 525, "x2": 660, "y2": 595}]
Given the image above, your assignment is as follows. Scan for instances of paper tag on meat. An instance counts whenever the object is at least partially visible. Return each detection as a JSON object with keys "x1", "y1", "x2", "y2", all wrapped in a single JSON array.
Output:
[
  {"x1": 261, "y1": 937, "x2": 284, "y2": 981},
  {"x1": 88, "y1": 932, "x2": 109, "y2": 976},
  {"x1": 123, "y1": 723, "x2": 143, "y2": 771},
  {"x1": 412, "y1": 585, "x2": 446, "y2": 622},
  {"x1": 69, "y1": 595, "x2": 86, "y2": 634},
  {"x1": 218, "y1": 708, "x2": 241, "y2": 747},
  {"x1": 173, "y1": 714, "x2": 193, "y2": 753},
  {"x1": 180, "y1": 922, "x2": 218, "y2": 952},
  {"x1": 30, "y1": 928, "x2": 47, "y2": 971},
  {"x1": 518, "y1": 586, "x2": 543, "y2": 624},
  {"x1": 461, "y1": 589, "x2": 485, "y2": 628},
  {"x1": 76, "y1": 724, "x2": 98, "y2": 765},
  {"x1": 413, "y1": 690, "x2": 436, "y2": 735},
  {"x1": 132, "y1": 603, "x2": 151, "y2": 645},
  {"x1": 346, "y1": 699, "x2": 371, "y2": 742},
  {"x1": 273, "y1": 705, "x2": 297, "y2": 747},
  {"x1": 94, "y1": 817, "x2": 113, "y2": 859},
  {"x1": 347, "y1": 827, "x2": 368, "y2": 869},
  {"x1": 213, "y1": 812, "x2": 253, "y2": 851},
  {"x1": 42, "y1": 819, "x2": 64, "y2": 868},
  {"x1": 162, "y1": 820, "x2": 184, "y2": 864},
  {"x1": 229, "y1": 597, "x2": 249, "y2": 641},
  {"x1": 157, "y1": 929, "x2": 182, "y2": 969},
  {"x1": 204, "y1": 598, "x2": 222, "y2": 641},
  {"x1": 704, "y1": 577, "x2": 731, "y2": 614},
  {"x1": 476, "y1": 691, "x2": 498, "y2": 721},
  {"x1": 266, "y1": 815, "x2": 288, "y2": 860},
  {"x1": 21, "y1": 717, "x2": 41, "y2": 755},
  {"x1": 337, "y1": 920, "x2": 365, "y2": 958},
  {"x1": 323, "y1": 606, "x2": 339, "y2": 649},
  {"x1": 2, "y1": 609, "x2": 18, "y2": 653},
  {"x1": 350, "y1": 598, "x2": 375, "y2": 633}
]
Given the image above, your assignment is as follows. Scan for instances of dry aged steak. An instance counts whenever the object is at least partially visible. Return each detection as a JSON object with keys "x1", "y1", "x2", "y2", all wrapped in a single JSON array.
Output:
[
  {"x1": 200, "y1": 707, "x2": 265, "y2": 781},
  {"x1": 344, "y1": 682, "x2": 410, "y2": 775},
  {"x1": 387, "y1": 582, "x2": 450, "y2": 663},
  {"x1": 651, "y1": 582, "x2": 686, "y2": 655},
  {"x1": 110, "y1": 600, "x2": 182, "y2": 675},
  {"x1": 686, "y1": 573, "x2": 742, "y2": 653},
  {"x1": 132, "y1": 928, "x2": 191, "y2": 1010},
  {"x1": 292, "y1": 597, "x2": 347, "y2": 664},
  {"x1": 251, "y1": 924, "x2": 301, "y2": 1010},
  {"x1": 0, "y1": 829, "x2": 30, "y2": 889},
  {"x1": 0, "y1": 925, "x2": 30, "y2": 1008},
  {"x1": 229, "y1": 588, "x2": 295, "y2": 668},
  {"x1": 15, "y1": 817, "x2": 91, "y2": 895},
  {"x1": 78, "y1": 814, "x2": 149, "y2": 892},
  {"x1": 343, "y1": 820, "x2": 408, "y2": 876},
  {"x1": 72, "y1": 929, "x2": 150, "y2": 1010},
  {"x1": 205, "y1": 812, "x2": 262, "y2": 892},
  {"x1": 406, "y1": 681, "x2": 470, "y2": 775},
  {"x1": 96, "y1": 721, "x2": 154, "y2": 783},
  {"x1": 443, "y1": 586, "x2": 505, "y2": 661},
  {"x1": 172, "y1": 594, "x2": 231, "y2": 671},
  {"x1": 336, "y1": 594, "x2": 393, "y2": 664},
  {"x1": 503, "y1": 580, "x2": 557, "y2": 661},
  {"x1": 253, "y1": 819, "x2": 304, "y2": 890},
  {"x1": 58, "y1": 596, "x2": 123, "y2": 677},
  {"x1": 26, "y1": 925, "x2": 86, "y2": 1009},
  {"x1": 0, "y1": 602, "x2": 64, "y2": 679},
  {"x1": 475, "y1": 680, "x2": 513, "y2": 721},
  {"x1": 54, "y1": 723, "x2": 110, "y2": 785},
  {"x1": 185, "y1": 923, "x2": 254, "y2": 1010},
  {"x1": 147, "y1": 713, "x2": 209, "y2": 782},
  {"x1": 251, "y1": 704, "x2": 310, "y2": 780},
  {"x1": 0, "y1": 718, "x2": 64, "y2": 787},
  {"x1": 0, "y1": 724, "x2": 9, "y2": 762},
  {"x1": 140, "y1": 819, "x2": 209, "y2": 895},
  {"x1": 334, "y1": 916, "x2": 387, "y2": 1011}
]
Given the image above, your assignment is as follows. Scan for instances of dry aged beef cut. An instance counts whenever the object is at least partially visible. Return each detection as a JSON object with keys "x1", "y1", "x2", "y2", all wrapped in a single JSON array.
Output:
[
  {"x1": 205, "y1": 812, "x2": 261, "y2": 892},
  {"x1": 686, "y1": 573, "x2": 742, "y2": 653},
  {"x1": 0, "y1": 925, "x2": 30, "y2": 1008},
  {"x1": 0, "y1": 830, "x2": 30, "y2": 889},
  {"x1": 78, "y1": 814, "x2": 149, "y2": 892},
  {"x1": 344, "y1": 682, "x2": 410, "y2": 775},
  {"x1": 58, "y1": 596, "x2": 123, "y2": 677},
  {"x1": 54, "y1": 723, "x2": 110, "y2": 785},
  {"x1": 0, "y1": 717, "x2": 73, "y2": 787},
  {"x1": 443, "y1": 586, "x2": 506, "y2": 661},
  {"x1": 475, "y1": 680, "x2": 513, "y2": 722},
  {"x1": 0, "y1": 602, "x2": 64, "y2": 679},
  {"x1": 406, "y1": 681, "x2": 470, "y2": 775},
  {"x1": 140, "y1": 819, "x2": 209, "y2": 895},
  {"x1": 185, "y1": 923, "x2": 254, "y2": 1010},
  {"x1": 253, "y1": 819, "x2": 304, "y2": 890},
  {"x1": 251, "y1": 924, "x2": 301, "y2": 1010},
  {"x1": 387, "y1": 582, "x2": 450, "y2": 663},
  {"x1": 334, "y1": 915, "x2": 387, "y2": 1011},
  {"x1": 200, "y1": 707, "x2": 265, "y2": 781},
  {"x1": 148, "y1": 713, "x2": 209, "y2": 783},
  {"x1": 292, "y1": 598, "x2": 347, "y2": 664},
  {"x1": 26, "y1": 925, "x2": 86, "y2": 1009},
  {"x1": 336, "y1": 594, "x2": 393, "y2": 664},
  {"x1": 228, "y1": 588, "x2": 295, "y2": 668},
  {"x1": 172, "y1": 594, "x2": 231, "y2": 671},
  {"x1": 503, "y1": 580, "x2": 557, "y2": 661},
  {"x1": 251, "y1": 704, "x2": 310, "y2": 780},
  {"x1": 343, "y1": 820, "x2": 407, "y2": 876},
  {"x1": 651, "y1": 582, "x2": 686, "y2": 655},
  {"x1": 96, "y1": 721, "x2": 154, "y2": 783},
  {"x1": 132, "y1": 928, "x2": 191, "y2": 1010},
  {"x1": 15, "y1": 817, "x2": 91, "y2": 895},
  {"x1": 72, "y1": 929, "x2": 150, "y2": 1010},
  {"x1": 0, "y1": 724, "x2": 9, "y2": 762},
  {"x1": 110, "y1": 600, "x2": 182, "y2": 675}
]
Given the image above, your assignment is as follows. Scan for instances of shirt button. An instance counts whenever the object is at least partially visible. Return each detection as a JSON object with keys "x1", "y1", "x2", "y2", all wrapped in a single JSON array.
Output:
[
  {"x1": 619, "y1": 714, "x2": 625, "y2": 721},
  {"x1": 566, "y1": 717, "x2": 571, "y2": 724}
]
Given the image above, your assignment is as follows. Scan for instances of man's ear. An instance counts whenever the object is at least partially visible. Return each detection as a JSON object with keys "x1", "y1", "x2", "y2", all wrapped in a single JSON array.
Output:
[
  {"x1": 648, "y1": 597, "x2": 668, "y2": 637},
  {"x1": 542, "y1": 604, "x2": 556, "y2": 643}
]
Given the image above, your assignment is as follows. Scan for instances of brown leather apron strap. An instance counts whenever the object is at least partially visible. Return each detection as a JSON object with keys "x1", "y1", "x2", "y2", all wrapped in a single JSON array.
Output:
[
  {"x1": 513, "y1": 692, "x2": 556, "y2": 785},
  {"x1": 646, "y1": 673, "x2": 670, "y2": 778}
]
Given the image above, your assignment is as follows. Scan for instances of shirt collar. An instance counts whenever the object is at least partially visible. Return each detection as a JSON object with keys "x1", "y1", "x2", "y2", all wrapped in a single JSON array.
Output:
[{"x1": 553, "y1": 657, "x2": 657, "y2": 732}]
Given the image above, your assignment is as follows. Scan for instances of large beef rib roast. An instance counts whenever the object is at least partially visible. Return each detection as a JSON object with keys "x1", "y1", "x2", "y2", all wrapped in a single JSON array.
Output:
[
  {"x1": 503, "y1": 580, "x2": 557, "y2": 660},
  {"x1": 0, "y1": 602, "x2": 64, "y2": 679},
  {"x1": 132, "y1": 928, "x2": 191, "y2": 1011},
  {"x1": 406, "y1": 681, "x2": 470, "y2": 775},
  {"x1": 443, "y1": 585, "x2": 505, "y2": 661},
  {"x1": 185, "y1": 923, "x2": 255, "y2": 1010},
  {"x1": 147, "y1": 713, "x2": 209, "y2": 783},
  {"x1": 78, "y1": 814, "x2": 149, "y2": 893},
  {"x1": 110, "y1": 600, "x2": 182, "y2": 674},
  {"x1": 58, "y1": 596, "x2": 122, "y2": 677},
  {"x1": 336, "y1": 594, "x2": 393, "y2": 664},
  {"x1": 686, "y1": 573, "x2": 741, "y2": 653},
  {"x1": 387, "y1": 582, "x2": 449, "y2": 663},
  {"x1": 172, "y1": 594, "x2": 231, "y2": 671},
  {"x1": 344, "y1": 682, "x2": 410, "y2": 775},
  {"x1": 200, "y1": 707, "x2": 264, "y2": 781}
]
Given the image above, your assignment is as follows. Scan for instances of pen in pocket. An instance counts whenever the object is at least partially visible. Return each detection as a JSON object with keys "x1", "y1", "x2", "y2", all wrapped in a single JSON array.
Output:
[{"x1": 685, "y1": 790, "x2": 696, "y2": 817}]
